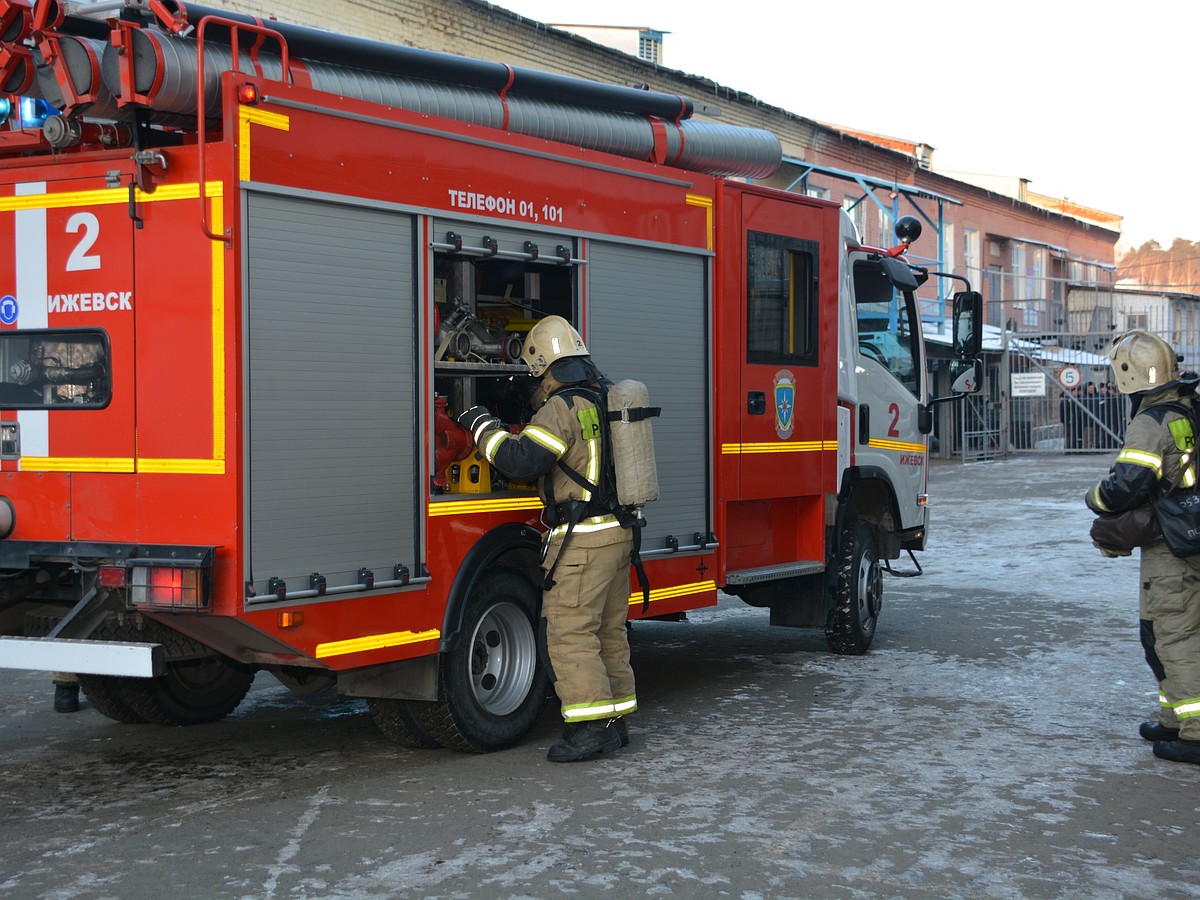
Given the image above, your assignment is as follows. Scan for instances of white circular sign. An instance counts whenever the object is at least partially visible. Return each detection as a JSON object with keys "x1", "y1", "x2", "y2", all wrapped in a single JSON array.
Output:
[{"x1": 1058, "y1": 365, "x2": 1082, "y2": 389}]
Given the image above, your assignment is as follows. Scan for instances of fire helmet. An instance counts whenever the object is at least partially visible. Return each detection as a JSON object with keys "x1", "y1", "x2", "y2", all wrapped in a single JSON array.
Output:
[
  {"x1": 1108, "y1": 330, "x2": 1180, "y2": 394},
  {"x1": 520, "y1": 315, "x2": 589, "y2": 377}
]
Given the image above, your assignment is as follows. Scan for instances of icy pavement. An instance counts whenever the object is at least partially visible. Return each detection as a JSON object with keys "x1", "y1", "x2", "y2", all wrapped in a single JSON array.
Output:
[{"x1": 2, "y1": 455, "x2": 1198, "y2": 899}]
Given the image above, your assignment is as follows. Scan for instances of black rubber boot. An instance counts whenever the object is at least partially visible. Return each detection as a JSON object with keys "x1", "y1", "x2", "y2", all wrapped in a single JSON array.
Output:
[
  {"x1": 1152, "y1": 739, "x2": 1200, "y2": 765},
  {"x1": 548, "y1": 720, "x2": 621, "y2": 762},
  {"x1": 561, "y1": 717, "x2": 629, "y2": 747},
  {"x1": 53, "y1": 682, "x2": 80, "y2": 714},
  {"x1": 1140, "y1": 721, "x2": 1180, "y2": 742},
  {"x1": 612, "y1": 716, "x2": 630, "y2": 747}
]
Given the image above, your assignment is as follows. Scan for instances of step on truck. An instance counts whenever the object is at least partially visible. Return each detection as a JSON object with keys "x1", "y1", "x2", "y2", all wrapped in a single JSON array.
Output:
[{"x1": 0, "y1": 0, "x2": 981, "y2": 751}]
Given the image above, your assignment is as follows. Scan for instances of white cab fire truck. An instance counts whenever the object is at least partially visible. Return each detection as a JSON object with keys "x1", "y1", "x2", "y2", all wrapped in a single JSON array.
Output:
[{"x1": 0, "y1": 0, "x2": 981, "y2": 751}]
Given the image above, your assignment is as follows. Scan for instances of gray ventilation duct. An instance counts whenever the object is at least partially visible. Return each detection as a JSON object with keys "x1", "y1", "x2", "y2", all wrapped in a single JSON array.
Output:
[
  {"x1": 96, "y1": 26, "x2": 781, "y2": 179},
  {"x1": 34, "y1": 36, "x2": 121, "y2": 121},
  {"x1": 167, "y1": 2, "x2": 694, "y2": 122}
]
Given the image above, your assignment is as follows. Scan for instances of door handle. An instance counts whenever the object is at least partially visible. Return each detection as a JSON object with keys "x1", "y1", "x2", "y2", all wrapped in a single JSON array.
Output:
[{"x1": 748, "y1": 391, "x2": 766, "y2": 415}]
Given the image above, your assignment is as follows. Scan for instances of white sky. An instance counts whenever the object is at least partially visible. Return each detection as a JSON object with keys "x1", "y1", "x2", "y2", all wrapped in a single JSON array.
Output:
[{"x1": 495, "y1": 0, "x2": 1198, "y2": 252}]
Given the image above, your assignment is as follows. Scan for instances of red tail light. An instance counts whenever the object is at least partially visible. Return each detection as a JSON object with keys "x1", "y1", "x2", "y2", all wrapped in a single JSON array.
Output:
[
  {"x1": 98, "y1": 566, "x2": 127, "y2": 589},
  {"x1": 130, "y1": 565, "x2": 208, "y2": 610}
]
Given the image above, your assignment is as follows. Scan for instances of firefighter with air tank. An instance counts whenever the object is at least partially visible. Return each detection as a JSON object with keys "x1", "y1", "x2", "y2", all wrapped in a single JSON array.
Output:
[
  {"x1": 457, "y1": 316, "x2": 649, "y2": 762},
  {"x1": 1086, "y1": 330, "x2": 1200, "y2": 766}
]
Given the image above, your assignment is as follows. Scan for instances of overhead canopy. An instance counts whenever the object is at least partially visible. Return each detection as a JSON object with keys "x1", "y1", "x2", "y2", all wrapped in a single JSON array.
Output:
[{"x1": 923, "y1": 323, "x2": 1109, "y2": 365}]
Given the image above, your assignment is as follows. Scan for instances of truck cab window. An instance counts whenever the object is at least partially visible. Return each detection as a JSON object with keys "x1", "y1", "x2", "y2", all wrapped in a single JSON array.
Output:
[
  {"x1": 0, "y1": 330, "x2": 110, "y2": 408},
  {"x1": 746, "y1": 231, "x2": 819, "y2": 366},
  {"x1": 853, "y1": 261, "x2": 920, "y2": 397}
]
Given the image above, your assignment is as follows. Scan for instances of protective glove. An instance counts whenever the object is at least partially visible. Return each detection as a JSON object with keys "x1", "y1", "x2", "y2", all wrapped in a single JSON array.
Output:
[
  {"x1": 1093, "y1": 542, "x2": 1132, "y2": 558},
  {"x1": 456, "y1": 405, "x2": 498, "y2": 441},
  {"x1": 1084, "y1": 486, "x2": 1106, "y2": 514}
]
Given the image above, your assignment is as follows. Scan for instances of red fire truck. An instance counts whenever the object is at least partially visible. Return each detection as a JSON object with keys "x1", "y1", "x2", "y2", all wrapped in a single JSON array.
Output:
[{"x1": 0, "y1": 0, "x2": 980, "y2": 751}]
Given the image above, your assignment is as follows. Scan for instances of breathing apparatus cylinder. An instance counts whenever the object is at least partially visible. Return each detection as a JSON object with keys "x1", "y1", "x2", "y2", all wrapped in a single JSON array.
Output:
[{"x1": 606, "y1": 379, "x2": 659, "y2": 507}]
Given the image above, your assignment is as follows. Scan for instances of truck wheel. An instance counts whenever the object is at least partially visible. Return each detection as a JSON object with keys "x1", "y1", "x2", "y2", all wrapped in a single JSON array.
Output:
[
  {"x1": 412, "y1": 568, "x2": 549, "y2": 753},
  {"x1": 78, "y1": 675, "x2": 149, "y2": 724},
  {"x1": 366, "y1": 698, "x2": 442, "y2": 749},
  {"x1": 825, "y1": 521, "x2": 882, "y2": 655},
  {"x1": 119, "y1": 656, "x2": 256, "y2": 726}
]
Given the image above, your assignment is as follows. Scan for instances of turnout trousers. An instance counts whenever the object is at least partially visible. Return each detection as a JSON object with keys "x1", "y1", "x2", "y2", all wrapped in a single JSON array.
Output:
[
  {"x1": 541, "y1": 527, "x2": 637, "y2": 724},
  {"x1": 1139, "y1": 541, "x2": 1200, "y2": 740}
]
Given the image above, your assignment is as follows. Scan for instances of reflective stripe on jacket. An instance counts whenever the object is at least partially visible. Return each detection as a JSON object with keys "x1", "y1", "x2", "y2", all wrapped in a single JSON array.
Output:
[
  {"x1": 1088, "y1": 388, "x2": 1196, "y2": 513},
  {"x1": 474, "y1": 386, "x2": 604, "y2": 509}
]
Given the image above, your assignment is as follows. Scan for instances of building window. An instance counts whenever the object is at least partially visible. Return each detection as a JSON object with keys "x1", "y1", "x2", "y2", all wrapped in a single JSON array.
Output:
[
  {"x1": 986, "y1": 265, "x2": 1003, "y2": 327},
  {"x1": 1012, "y1": 244, "x2": 1027, "y2": 301},
  {"x1": 843, "y1": 196, "x2": 866, "y2": 241},
  {"x1": 878, "y1": 207, "x2": 892, "y2": 246},
  {"x1": 963, "y1": 228, "x2": 980, "y2": 286},
  {"x1": 638, "y1": 30, "x2": 663, "y2": 63},
  {"x1": 806, "y1": 185, "x2": 831, "y2": 201},
  {"x1": 1030, "y1": 247, "x2": 1046, "y2": 301}
]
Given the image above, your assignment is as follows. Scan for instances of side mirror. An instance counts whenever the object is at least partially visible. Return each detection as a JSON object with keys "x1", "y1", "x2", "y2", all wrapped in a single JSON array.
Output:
[
  {"x1": 916, "y1": 404, "x2": 934, "y2": 435},
  {"x1": 879, "y1": 255, "x2": 920, "y2": 292},
  {"x1": 952, "y1": 290, "x2": 983, "y2": 358},
  {"x1": 950, "y1": 358, "x2": 982, "y2": 395}
]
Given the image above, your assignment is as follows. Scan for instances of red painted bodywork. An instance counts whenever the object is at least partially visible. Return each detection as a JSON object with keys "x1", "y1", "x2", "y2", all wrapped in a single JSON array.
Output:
[{"x1": 0, "y1": 71, "x2": 846, "y2": 673}]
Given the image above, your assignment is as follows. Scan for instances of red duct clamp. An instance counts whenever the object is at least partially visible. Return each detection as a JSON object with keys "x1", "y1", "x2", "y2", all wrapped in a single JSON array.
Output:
[
  {"x1": 652, "y1": 118, "x2": 685, "y2": 167},
  {"x1": 148, "y1": 0, "x2": 193, "y2": 37},
  {"x1": 648, "y1": 117, "x2": 668, "y2": 165},
  {"x1": 497, "y1": 64, "x2": 515, "y2": 131},
  {"x1": 0, "y1": 42, "x2": 33, "y2": 96},
  {"x1": 28, "y1": 0, "x2": 58, "y2": 35},
  {"x1": 111, "y1": 19, "x2": 166, "y2": 108},
  {"x1": 0, "y1": 0, "x2": 33, "y2": 45},
  {"x1": 34, "y1": 33, "x2": 99, "y2": 117},
  {"x1": 671, "y1": 94, "x2": 688, "y2": 125}
]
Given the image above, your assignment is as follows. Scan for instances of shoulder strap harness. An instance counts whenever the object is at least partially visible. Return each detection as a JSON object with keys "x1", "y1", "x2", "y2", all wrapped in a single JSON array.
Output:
[{"x1": 540, "y1": 384, "x2": 654, "y2": 612}]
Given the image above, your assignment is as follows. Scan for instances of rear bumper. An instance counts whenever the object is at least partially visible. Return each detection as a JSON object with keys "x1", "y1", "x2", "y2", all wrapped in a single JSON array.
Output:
[
  {"x1": 0, "y1": 636, "x2": 165, "y2": 677},
  {"x1": 0, "y1": 540, "x2": 213, "y2": 569}
]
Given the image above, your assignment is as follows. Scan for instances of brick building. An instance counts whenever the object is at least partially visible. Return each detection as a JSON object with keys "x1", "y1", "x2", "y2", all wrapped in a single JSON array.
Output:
[
  {"x1": 205, "y1": 0, "x2": 1118, "y2": 331},
  {"x1": 198, "y1": 0, "x2": 1120, "y2": 456}
]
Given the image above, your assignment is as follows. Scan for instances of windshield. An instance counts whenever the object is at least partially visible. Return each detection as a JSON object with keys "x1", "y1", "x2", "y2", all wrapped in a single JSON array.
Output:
[{"x1": 853, "y1": 260, "x2": 920, "y2": 397}]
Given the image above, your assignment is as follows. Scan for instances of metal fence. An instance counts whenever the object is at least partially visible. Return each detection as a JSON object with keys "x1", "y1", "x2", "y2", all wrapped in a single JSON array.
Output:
[{"x1": 929, "y1": 273, "x2": 1191, "y2": 461}]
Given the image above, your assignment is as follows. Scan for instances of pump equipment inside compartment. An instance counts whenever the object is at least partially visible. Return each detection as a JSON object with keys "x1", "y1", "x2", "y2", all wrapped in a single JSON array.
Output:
[{"x1": 431, "y1": 227, "x2": 580, "y2": 496}]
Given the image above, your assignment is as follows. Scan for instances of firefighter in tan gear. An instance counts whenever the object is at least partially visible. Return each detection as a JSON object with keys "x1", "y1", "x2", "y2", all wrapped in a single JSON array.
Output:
[
  {"x1": 1086, "y1": 331, "x2": 1200, "y2": 766},
  {"x1": 457, "y1": 316, "x2": 636, "y2": 762}
]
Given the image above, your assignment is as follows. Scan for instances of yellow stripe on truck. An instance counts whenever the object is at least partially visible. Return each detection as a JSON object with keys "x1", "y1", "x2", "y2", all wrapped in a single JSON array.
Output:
[
  {"x1": 316, "y1": 628, "x2": 440, "y2": 659},
  {"x1": 3, "y1": 183, "x2": 227, "y2": 477},
  {"x1": 721, "y1": 440, "x2": 837, "y2": 454}
]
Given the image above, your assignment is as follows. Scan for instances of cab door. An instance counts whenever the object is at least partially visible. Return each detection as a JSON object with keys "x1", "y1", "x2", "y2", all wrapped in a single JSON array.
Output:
[
  {"x1": 735, "y1": 191, "x2": 839, "y2": 503},
  {"x1": 848, "y1": 252, "x2": 929, "y2": 531}
]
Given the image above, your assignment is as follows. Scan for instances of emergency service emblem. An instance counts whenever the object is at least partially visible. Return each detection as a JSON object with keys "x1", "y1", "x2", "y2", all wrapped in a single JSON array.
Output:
[
  {"x1": 0, "y1": 296, "x2": 17, "y2": 325},
  {"x1": 773, "y1": 369, "x2": 795, "y2": 440}
]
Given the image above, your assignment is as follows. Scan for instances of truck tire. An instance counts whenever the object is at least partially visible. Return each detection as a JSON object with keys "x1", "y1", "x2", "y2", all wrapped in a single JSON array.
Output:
[
  {"x1": 412, "y1": 568, "x2": 549, "y2": 753},
  {"x1": 366, "y1": 698, "x2": 442, "y2": 749},
  {"x1": 78, "y1": 675, "x2": 149, "y2": 724},
  {"x1": 118, "y1": 656, "x2": 256, "y2": 726},
  {"x1": 825, "y1": 520, "x2": 882, "y2": 655}
]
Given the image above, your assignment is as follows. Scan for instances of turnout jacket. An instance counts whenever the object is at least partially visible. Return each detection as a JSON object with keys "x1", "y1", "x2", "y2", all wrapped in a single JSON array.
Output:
[
  {"x1": 466, "y1": 378, "x2": 623, "y2": 541},
  {"x1": 1086, "y1": 385, "x2": 1197, "y2": 516}
]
